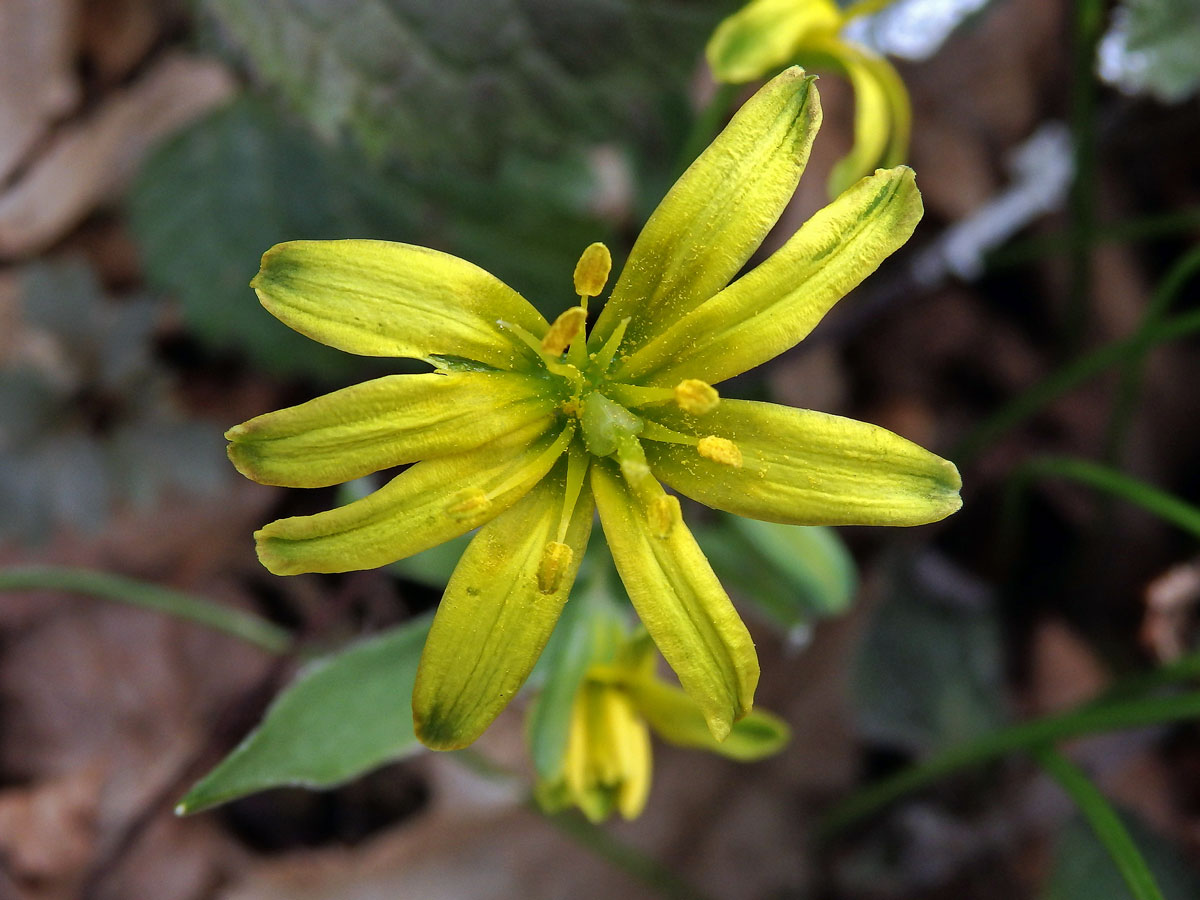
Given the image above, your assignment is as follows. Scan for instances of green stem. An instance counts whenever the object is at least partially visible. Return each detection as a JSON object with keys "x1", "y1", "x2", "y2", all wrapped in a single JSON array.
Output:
[
  {"x1": 1100, "y1": 650, "x2": 1200, "y2": 703},
  {"x1": 953, "y1": 308, "x2": 1200, "y2": 464},
  {"x1": 1065, "y1": 0, "x2": 1105, "y2": 348},
  {"x1": 1019, "y1": 456, "x2": 1200, "y2": 540},
  {"x1": 532, "y1": 800, "x2": 716, "y2": 900},
  {"x1": 820, "y1": 690, "x2": 1200, "y2": 837},
  {"x1": 0, "y1": 566, "x2": 292, "y2": 655},
  {"x1": 1032, "y1": 746, "x2": 1165, "y2": 900},
  {"x1": 1103, "y1": 245, "x2": 1200, "y2": 464}
]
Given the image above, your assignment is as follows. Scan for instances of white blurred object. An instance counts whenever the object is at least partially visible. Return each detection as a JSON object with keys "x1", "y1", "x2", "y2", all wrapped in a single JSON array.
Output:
[
  {"x1": 1097, "y1": 0, "x2": 1200, "y2": 102},
  {"x1": 914, "y1": 121, "x2": 1075, "y2": 284},
  {"x1": 842, "y1": 0, "x2": 992, "y2": 61}
]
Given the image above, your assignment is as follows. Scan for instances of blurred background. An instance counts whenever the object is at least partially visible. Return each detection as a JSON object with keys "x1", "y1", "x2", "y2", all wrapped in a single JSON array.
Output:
[{"x1": 2, "y1": 0, "x2": 1200, "y2": 897}]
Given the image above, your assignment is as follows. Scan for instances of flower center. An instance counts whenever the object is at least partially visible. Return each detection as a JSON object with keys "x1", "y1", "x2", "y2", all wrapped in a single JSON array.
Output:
[{"x1": 500, "y1": 242, "x2": 743, "y2": 487}]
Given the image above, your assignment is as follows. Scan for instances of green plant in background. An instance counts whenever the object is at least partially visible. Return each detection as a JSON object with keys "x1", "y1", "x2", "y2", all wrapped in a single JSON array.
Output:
[
  {"x1": 707, "y1": 0, "x2": 910, "y2": 196},
  {"x1": 0, "y1": 260, "x2": 226, "y2": 539},
  {"x1": 225, "y1": 66, "x2": 960, "y2": 754}
]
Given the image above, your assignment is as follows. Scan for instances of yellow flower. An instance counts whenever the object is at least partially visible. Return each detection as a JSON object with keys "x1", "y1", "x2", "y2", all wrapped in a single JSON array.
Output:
[
  {"x1": 534, "y1": 628, "x2": 789, "y2": 823},
  {"x1": 225, "y1": 67, "x2": 960, "y2": 752},
  {"x1": 707, "y1": 0, "x2": 911, "y2": 196}
]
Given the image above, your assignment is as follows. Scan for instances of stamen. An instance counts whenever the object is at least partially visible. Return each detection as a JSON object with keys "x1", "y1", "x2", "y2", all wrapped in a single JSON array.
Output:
[
  {"x1": 647, "y1": 494, "x2": 680, "y2": 539},
  {"x1": 639, "y1": 420, "x2": 698, "y2": 445},
  {"x1": 619, "y1": 455, "x2": 651, "y2": 485},
  {"x1": 614, "y1": 435, "x2": 654, "y2": 497},
  {"x1": 498, "y1": 319, "x2": 581, "y2": 380},
  {"x1": 485, "y1": 423, "x2": 576, "y2": 500},
  {"x1": 697, "y1": 435, "x2": 743, "y2": 467},
  {"x1": 558, "y1": 444, "x2": 590, "y2": 544},
  {"x1": 589, "y1": 317, "x2": 631, "y2": 375},
  {"x1": 537, "y1": 541, "x2": 573, "y2": 594},
  {"x1": 497, "y1": 319, "x2": 548, "y2": 357},
  {"x1": 604, "y1": 383, "x2": 674, "y2": 409},
  {"x1": 674, "y1": 379, "x2": 719, "y2": 415},
  {"x1": 542, "y1": 307, "x2": 587, "y2": 356},
  {"x1": 573, "y1": 242, "x2": 612, "y2": 300},
  {"x1": 446, "y1": 488, "x2": 491, "y2": 521}
]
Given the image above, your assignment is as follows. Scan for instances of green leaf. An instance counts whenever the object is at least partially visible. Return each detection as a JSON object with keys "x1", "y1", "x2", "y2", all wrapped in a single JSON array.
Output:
[
  {"x1": 129, "y1": 96, "x2": 614, "y2": 375},
  {"x1": 1035, "y1": 747, "x2": 1167, "y2": 900},
  {"x1": 822, "y1": 690, "x2": 1200, "y2": 837},
  {"x1": 0, "y1": 567, "x2": 290, "y2": 654},
  {"x1": 853, "y1": 550, "x2": 1005, "y2": 753},
  {"x1": 178, "y1": 616, "x2": 431, "y2": 814},
  {"x1": 199, "y1": 0, "x2": 740, "y2": 168},
  {"x1": 1044, "y1": 808, "x2": 1199, "y2": 900},
  {"x1": 732, "y1": 518, "x2": 856, "y2": 619},
  {"x1": 128, "y1": 96, "x2": 416, "y2": 378},
  {"x1": 696, "y1": 514, "x2": 856, "y2": 636},
  {"x1": 1099, "y1": 0, "x2": 1200, "y2": 102}
]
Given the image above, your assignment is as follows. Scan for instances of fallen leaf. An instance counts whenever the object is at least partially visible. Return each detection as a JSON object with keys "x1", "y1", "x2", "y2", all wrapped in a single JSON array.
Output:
[{"x1": 0, "y1": 53, "x2": 234, "y2": 259}]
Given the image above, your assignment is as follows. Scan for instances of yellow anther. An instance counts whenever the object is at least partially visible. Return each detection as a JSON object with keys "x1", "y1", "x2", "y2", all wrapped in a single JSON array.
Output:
[
  {"x1": 446, "y1": 488, "x2": 491, "y2": 521},
  {"x1": 537, "y1": 541, "x2": 573, "y2": 594},
  {"x1": 573, "y1": 242, "x2": 612, "y2": 298},
  {"x1": 648, "y1": 494, "x2": 681, "y2": 539},
  {"x1": 697, "y1": 435, "x2": 743, "y2": 467},
  {"x1": 541, "y1": 307, "x2": 588, "y2": 356},
  {"x1": 673, "y1": 379, "x2": 720, "y2": 415}
]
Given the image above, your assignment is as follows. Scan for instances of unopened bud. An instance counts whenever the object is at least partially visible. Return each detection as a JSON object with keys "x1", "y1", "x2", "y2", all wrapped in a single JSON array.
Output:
[
  {"x1": 537, "y1": 541, "x2": 573, "y2": 594},
  {"x1": 573, "y1": 242, "x2": 612, "y2": 298},
  {"x1": 673, "y1": 379, "x2": 719, "y2": 415},
  {"x1": 541, "y1": 307, "x2": 587, "y2": 356},
  {"x1": 648, "y1": 495, "x2": 681, "y2": 539},
  {"x1": 697, "y1": 435, "x2": 742, "y2": 467}
]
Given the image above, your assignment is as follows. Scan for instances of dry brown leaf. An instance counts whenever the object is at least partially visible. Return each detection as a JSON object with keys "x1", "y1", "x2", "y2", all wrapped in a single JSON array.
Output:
[
  {"x1": 1142, "y1": 559, "x2": 1200, "y2": 663},
  {"x1": 0, "y1": 53, "x2": 234, "y2": 259},
  {"x1": 0, "y1": 0, "x2": 80, "y2": 182},
  {"x1": 82, "y1": 0, "x2": 166, "y2": 86},
  {"x1": 1029, "y1": 618, "x2": 1110, "y2": 715},
  {"x1": 0, "y1": 767, "x2": 103, "y2": 899}
]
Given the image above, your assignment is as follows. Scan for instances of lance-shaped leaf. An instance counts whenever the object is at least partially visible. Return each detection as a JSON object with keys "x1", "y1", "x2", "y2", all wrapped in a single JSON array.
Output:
[
  {"x1": 617, "y1": 167, "x2": 921, "y2": 386},
  {"x1": 644, "y1": 399, "x2": 961, "y2": 527},
  {"x1": 590, "y1": 462, "x2": 758, "y2": 741},
  {"x1": 256, "y1": 421, "x2": 572, "y2": 575},
  {"x1": 226, "y1": 371, "x2": 555, "y2": 487},
  {"x1": 177, "y1": 616, "x2": 430, "y2": 814},
  {"x1": 253, "y1": 240, "x2": 548, "y2": 369},
  {"x1": 413, "y1": 474, "x2": 593, "y2": 750},
  {"x1": 591, "y1": 66, "x2": 821, "y2": 353}
]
